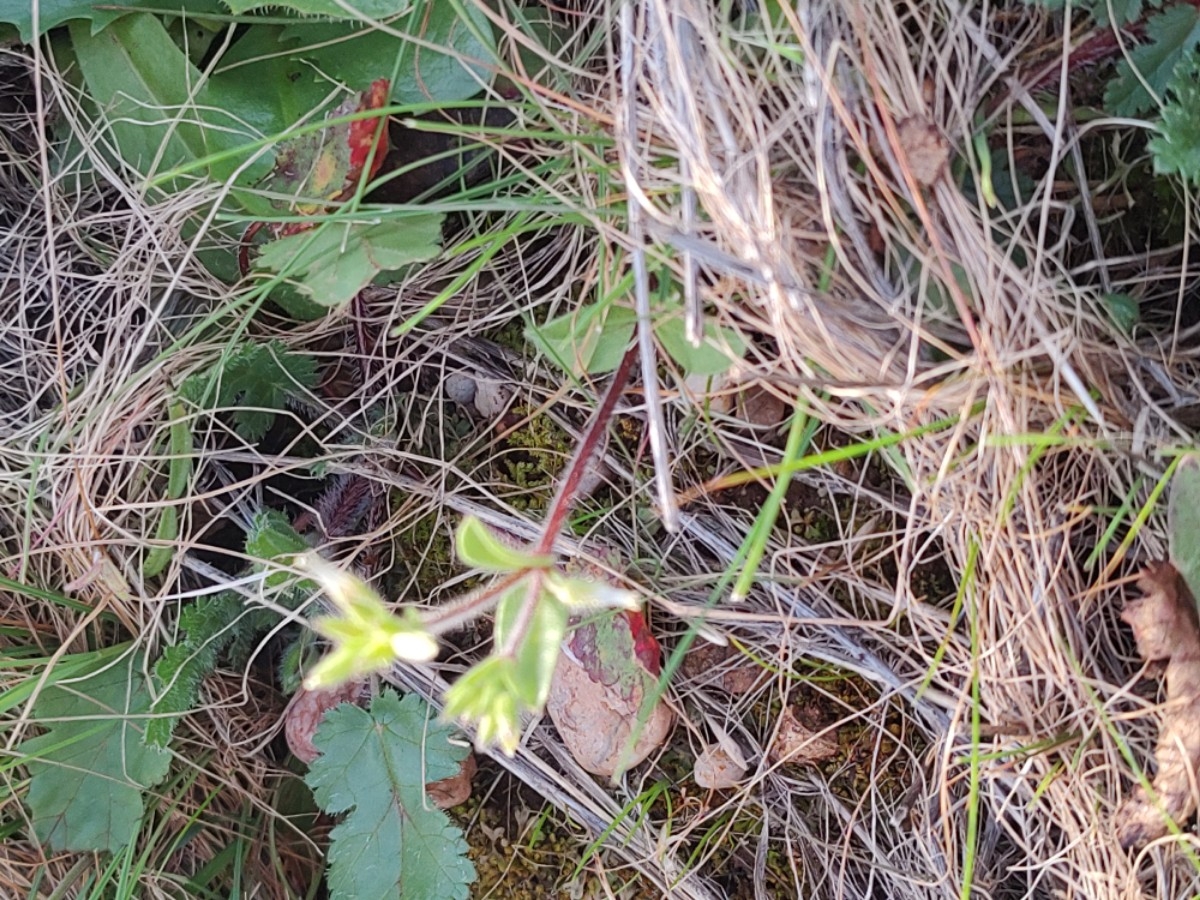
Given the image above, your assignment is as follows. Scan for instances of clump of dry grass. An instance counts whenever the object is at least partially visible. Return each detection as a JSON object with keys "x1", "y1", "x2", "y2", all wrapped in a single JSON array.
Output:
[{"x1": 3, "y1": 0, "x2": 1199, "y2": 897}]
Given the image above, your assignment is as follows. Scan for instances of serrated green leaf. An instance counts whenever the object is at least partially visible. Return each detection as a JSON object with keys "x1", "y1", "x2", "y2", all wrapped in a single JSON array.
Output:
[
  {"x1": 222, "y1": 0, "x2": 410, "y2": 14},
  {"x1": 526, "y1": 302, "x2": 637, "y2": 377},
  {"x1": 1150, "y1": 57, "x2": 1200, "y2": 183},
  {"x1": 255, "y1": 217, "x2": 444, "y2": 309},
  {"x1": 454, "y1": 516, "x2": 551, "y2": 572},
  {"x1": 1170, "y1": 455, "x2": 1200, "y2": 605},
  {"x1": 179, "y1": 340, "x2": 316, "y2": 441},
  {"x1": 1106, "y1": 5, "x2": 1200, "y2": 117},
  {"x1": 306, "y1": 690, "x2": 474, "y2": 900},
  {"x1": 22, "y1": 650, "x2": 172, "y2": 852},
  {"x1": 246, "y1": 509, "x2": 309, "y2": 589}
]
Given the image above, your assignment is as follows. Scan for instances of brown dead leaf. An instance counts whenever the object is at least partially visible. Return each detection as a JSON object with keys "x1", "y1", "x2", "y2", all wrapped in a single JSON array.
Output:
[
  {"x1": 426, "y1": 752, "x2": 476, "y2": 810},
  {"x1": 1115, "y1": 562, "x2": 1200, "y2": 849},
  {"x1": 895, "y1": 116, "x2": 950, "y2": 187},
  {"x1": 679, "y1": 642, "x2": 764, "y2": 695},
  {"x1": 285, "y1": 679, "x2": 367, "y2": 765},
  {"x1": 769, "y1": 705, "x2": 839, "y2": 766}
]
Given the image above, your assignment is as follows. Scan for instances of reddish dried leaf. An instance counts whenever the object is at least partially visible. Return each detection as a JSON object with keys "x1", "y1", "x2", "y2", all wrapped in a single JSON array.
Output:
[
  {"x1": 1116, "y1": 562, "x2": 1200, "y2": 849},
  {"x1": 565, "y1": 609, "x2": 661, "y2": 701},
  {"x1": 239, "y1": 79, "x2": 390, "y2": 274},
  {"x1": 285, "y1": 679, "x2": 367, "y2": 765},
  {"x1": 269, "y1": 78, "x2": 390, "y2": 221},
  {"x1": 426, "y1": 753, "x2": 476, "y2": 810}
]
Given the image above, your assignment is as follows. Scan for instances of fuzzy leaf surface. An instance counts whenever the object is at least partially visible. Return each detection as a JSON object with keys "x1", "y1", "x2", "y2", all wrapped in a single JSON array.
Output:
[
  {"x1": 179, "y1": 340, "x2": 316, "y2": 441},
  {"x1": 255, "y1": 217, "x2": 443, "y2": 308},
  {"x1": 22, "y1": 651, "x2": 172, "y2": 852},
  {"x1": 1105, "y1": 5, "x2": 1200, "y2": 116},
  {"x1": 306, "y1": 690, "x2": 474, "y2": 900}
]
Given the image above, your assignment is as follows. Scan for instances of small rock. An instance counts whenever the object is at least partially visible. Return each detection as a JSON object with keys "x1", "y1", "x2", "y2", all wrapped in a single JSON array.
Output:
[
  {"x1": 473, "y1": 380, "x2": 511, "y2": 418},
  {"x1": 546, "y1": 610, "x2": 674, "y2": 778},
  {"x1": 768, "y1": 705, "x2": 839, "y2": 766},
  {"x1": 444, "y1": 372, "x2": 477, "y2": 406},
  {"x1": 693, "y1": 743, "x2": 747, "y2": 789}
]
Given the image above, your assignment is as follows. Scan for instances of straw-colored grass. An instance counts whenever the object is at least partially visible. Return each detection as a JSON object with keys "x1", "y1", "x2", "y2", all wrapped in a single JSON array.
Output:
[{"x1": 0, "y1": 0, "x2": 1195, "y2": 896}]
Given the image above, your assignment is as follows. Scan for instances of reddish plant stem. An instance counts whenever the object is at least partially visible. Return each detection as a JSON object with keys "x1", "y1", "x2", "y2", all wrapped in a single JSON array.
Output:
[{"x1": 534, "y1": 346, "x2": 638, "y2": 555}]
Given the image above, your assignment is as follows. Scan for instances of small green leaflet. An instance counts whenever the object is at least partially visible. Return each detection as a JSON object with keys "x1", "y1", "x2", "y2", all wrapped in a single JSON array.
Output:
[
  {"x1": 179, "y1": 340, "x2": 316, "y2": 441},
  {"x1": 22, "y1": 650, "x2": 172, "y2": 853},
  {"x1": 255, "y1": 217, "x2": 444, "y2": 309},
  {"x1": 306, "y1": 690, "x2": 475, "y2": 900},
  {"x1": 1169, "y1": 455, "x2": 1200, "y2": 606},
  {"x1": 454, "y1": 515, "x2": 552, "y2": 572}
]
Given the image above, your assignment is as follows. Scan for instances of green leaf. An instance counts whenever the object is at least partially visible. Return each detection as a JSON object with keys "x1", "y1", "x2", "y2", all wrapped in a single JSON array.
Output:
[
  {"x1": 1170, "y1": 454, "x2": 1200, "y2": 605},
  {"x1": 306, "y1": 691, "x2": 474, "y2": 900},
  {"x1": 510, "y1": 596, "x2": 568, "y2": 708},
  {"x1": 454, "y1": 516, "x2": 552, "y2": 572},
  {"x1": 1150, "y1": 57, "x2": 1200, "y2": 183},
  {"x1": 246, "y1": 508, "x2": 310, "y2": 591},
  {"x1": 148, "y1": 592, "x2": 239, "y2": 747},
  {"x1": 297, "y1": 553, "x2": 438, "y2": 688},
  {"x1": 206, "y1": 1, "x2": 493, "y2": 157},
  {"x1": 655, "y1": 311, "x2": 747, "y2": 377},
  {"x1": 22, "y1": 650, "x2": 172, "y2": 852},
  {"x1": 276, "y1": 3, "x2": 493, "y2": 106},
  {"x1": 4, "y1": 0, "x2": 225, "y2": 43},
  {"x1": 442, "y1": 656, "x2": 523, "y2": 754},
  {"x1": 68, "y1": 15, "x2": 212, "y2": 182},
  {"x1": 255, "y1": 217, "x2": 444, "y2": 309},
  {"x1": 1106, "y1": 5, "x2": 1200, "y2": 117},
  {"x1": 179, "y1": 340, "x2": 316, "y2": 441},
  {"x1": 527, "y1": 302, "x2": 636, "y2": 376}
]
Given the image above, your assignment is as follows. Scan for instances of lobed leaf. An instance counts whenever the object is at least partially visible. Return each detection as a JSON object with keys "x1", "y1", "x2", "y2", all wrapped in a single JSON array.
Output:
[
  {"x1": 1105, "y1": 5, "x2": 1200, "y2": 117},
  {"x1": 179, "y1": 340, "x2": 316, "y2": 441},
  {"x1": 23, "y1": 650, "x2": 172, "y2": 852},
  {"x1": 255, "y1": 216, "x2": 444, "y2": 308},
  {"x1": 306, "y1": 690, "x2": 474, "y2": 900}
]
